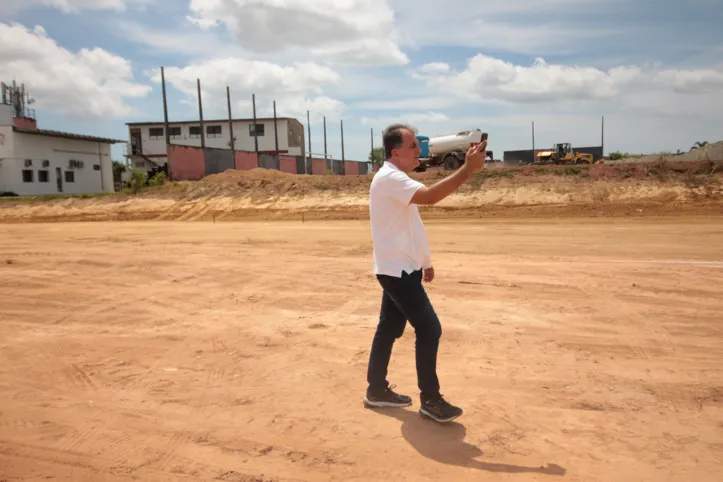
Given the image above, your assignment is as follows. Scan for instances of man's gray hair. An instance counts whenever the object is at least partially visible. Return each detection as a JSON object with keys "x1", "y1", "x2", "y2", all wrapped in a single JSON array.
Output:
[{"x1": 382, "y1": 123, "x2": 416, "y2": 159}]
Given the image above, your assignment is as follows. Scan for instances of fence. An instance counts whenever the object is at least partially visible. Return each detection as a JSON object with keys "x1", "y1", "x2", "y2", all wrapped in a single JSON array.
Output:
[{"x1": 167, "y1": 144, "x2": 372, "y2": 181}]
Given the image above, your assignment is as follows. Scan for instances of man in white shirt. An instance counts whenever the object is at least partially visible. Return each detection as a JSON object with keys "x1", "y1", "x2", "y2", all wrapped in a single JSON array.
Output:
[{"x1": 364, "y1": 124, "x2": 488, "y2": 423}]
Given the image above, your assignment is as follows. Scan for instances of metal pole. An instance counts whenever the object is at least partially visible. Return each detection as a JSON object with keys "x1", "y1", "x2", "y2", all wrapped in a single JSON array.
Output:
[
  {"x1": 323, "y1": 116, "x2": 327, "y2": 160},
  {"x1": 227, "y1": 86, "x2": 234, "y2": 151},
  {"x1": 532, "y1": 121, "x2": 535, "y2": 163},
  {"x1": 161, "y1": 67, "x2": 171, "y2": 178},
  {"x1": 307, "y1": 110, "x2": 311, "y2": 163},
  {"x1": 252, "y1": 94, "x2": 258, "y2": 153},
  {"x1": 371, "y1": 127, "x2": 374, "y2": 163},
  {"x1": 341, "y1": 119, "x2": 345, "y2": 162},
  {"x1": 197, "y1": 78, "x2": 205, "y2": 150},
  {"x1": 161, "y1": 67, "x2": 170, "y2": 147},
  {"x1": 601, "y1": 115, "x2": 604, "y2": 159},
  {"x1": 273, "y1": 100, "x2": 279, "y2": 152}
]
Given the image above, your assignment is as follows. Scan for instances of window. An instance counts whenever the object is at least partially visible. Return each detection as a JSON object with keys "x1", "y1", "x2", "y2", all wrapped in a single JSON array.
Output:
[
  {"x1": 68, "y1": 159, "x2": 84, "y2": 169},
  {"x1": 22, "y1": 170, "x2": 33, "y2": 183},
  {"x1": 24, "y1": 159, "x2": 32, "y2": 167},
  {"x1": 93, "y1": 164, "x2": 100, "y2": 171},
  {"x1": 39, "y1": 170, "x2": 49, "y2": 182},
  {"x1": 169, "y1": 126, "x2": 181, "y2": 139},
  {"x1": 65, "y1": 171, "x2": 75, "y2": 183},
  {"x1": 206, "y1": 125, "x2": 222, "y2": 138},
  {"x1": 249, "y1": 123, "x2": 265, "y2": 136},
  {"x1": 149, "y1": 127, "x2": 164, "y2": 139},
  {"x1": 189, "y1": 126, "x2": 201, "y2": 138},
  {"x1": 42, "y1": 160, "x2": 50, "y2": 167}
]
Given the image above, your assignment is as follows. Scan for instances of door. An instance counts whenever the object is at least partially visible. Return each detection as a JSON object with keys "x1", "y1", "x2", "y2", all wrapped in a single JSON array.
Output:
[
  {"x1": 56, "y1": 167, "x2": 63, "y2": 193},
  {"x1": 130, "y1": 129, "x2": 142, "y2": 155}
]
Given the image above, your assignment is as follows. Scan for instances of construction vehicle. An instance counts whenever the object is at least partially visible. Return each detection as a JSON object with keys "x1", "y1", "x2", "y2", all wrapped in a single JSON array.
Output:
[
  {"x1": 413, "y1": 129, "x2": 494, "y2": 172},
  {"x1": 535, "y1": 143, "x2": 595, "y2": 165}
]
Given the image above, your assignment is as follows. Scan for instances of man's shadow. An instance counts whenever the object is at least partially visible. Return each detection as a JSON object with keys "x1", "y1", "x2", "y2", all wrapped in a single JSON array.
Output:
[{"x1": 369, "y1": 408, "x2": 566, "y2": 476}]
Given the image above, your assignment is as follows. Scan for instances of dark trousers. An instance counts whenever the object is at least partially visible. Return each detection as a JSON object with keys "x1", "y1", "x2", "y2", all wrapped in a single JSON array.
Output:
[{"x1": 366, "y1": 269, "x2": 442, "y2": 400}]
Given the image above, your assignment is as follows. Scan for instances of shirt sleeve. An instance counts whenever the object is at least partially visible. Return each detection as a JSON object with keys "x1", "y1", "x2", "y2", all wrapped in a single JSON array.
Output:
[{"x1": 383, "y1": 170, "x2": 425, "y2": 204}]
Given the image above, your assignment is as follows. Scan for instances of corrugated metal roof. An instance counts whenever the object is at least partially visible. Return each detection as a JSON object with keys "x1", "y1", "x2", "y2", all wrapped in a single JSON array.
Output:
[{"x1": 12, "y1": 127, "x2": 124, "y2": 144}]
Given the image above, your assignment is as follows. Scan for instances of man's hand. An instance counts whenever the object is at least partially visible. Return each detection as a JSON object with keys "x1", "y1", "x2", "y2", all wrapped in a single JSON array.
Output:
[
  {"x1": 463, "y1": 140, "x2": 488, "y2": 173},
  {"x1": 423, "y1": 267, "x2": 435, "y2": 283}
]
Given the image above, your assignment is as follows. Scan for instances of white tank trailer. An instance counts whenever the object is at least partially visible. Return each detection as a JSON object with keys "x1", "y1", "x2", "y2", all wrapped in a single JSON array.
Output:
[{"x1": 415, "y1": 129, "x2": 494, "y2": 172}]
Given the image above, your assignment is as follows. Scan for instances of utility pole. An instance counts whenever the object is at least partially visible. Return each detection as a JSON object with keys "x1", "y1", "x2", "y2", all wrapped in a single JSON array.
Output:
[
  {"x1": 161, "y1": 67, "x2": 171, "y2": 178},
  {"x1": 252, "y1": 94, "x2": 258, "y2": 153},
  {"x1": 306, "y1": 110, "x2": 311, "y2": 165},
  {"x1": 341, "y1": 119, "x2": 345, "y2": 162},
  {"x1": 532, "y1": 121, "x2": 535, "y2": 164},
  {"x1": 197, "y1": 78, "x2": 205, "y2": 150},
  {"x1": 273, "y1": 100, "x2": 279, "y2": 152},
  {"x1": 323, "y1": 116, "x2": 327, "y2": 161},
  {"x1": 226, "y1": 86, "x2": 234, "y2": 151}
]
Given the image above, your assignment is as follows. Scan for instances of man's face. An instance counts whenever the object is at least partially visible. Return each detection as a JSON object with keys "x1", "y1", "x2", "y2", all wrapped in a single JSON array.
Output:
[{"x1": 392, "y1": 129, "x2": 421, "y2": 172}]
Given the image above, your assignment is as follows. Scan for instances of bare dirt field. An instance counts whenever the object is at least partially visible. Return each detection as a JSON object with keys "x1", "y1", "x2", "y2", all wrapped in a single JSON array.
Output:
[{"x1": 1, "y1": 218, "x2": 722, "y2": 481}]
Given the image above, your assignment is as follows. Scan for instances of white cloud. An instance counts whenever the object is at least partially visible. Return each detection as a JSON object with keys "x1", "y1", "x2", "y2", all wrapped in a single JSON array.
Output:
[
  {"x1": 2, "y1": 0, "x2": 150, "y2": 13},
  {"x1": 411, "y1": 55, "x2": 723, "y2": 108},
  {"x1": 146, "y1": 57, "x2": 345, "y2": 122},
  {"x1": 186, "y1": 0, "x2": 408, "y2": 66},
  {"x1": 0, "y1": 22, "x2": 151, "y2": 119}
]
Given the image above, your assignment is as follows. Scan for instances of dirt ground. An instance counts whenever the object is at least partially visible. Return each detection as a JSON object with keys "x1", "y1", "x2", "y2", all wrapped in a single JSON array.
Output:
[{"x1": 1, "y1": 218, "x2": 722, "y2": 481}]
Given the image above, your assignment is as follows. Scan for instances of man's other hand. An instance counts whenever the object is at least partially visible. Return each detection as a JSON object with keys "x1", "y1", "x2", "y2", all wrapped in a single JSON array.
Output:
[{"x1": 423, "y1": 267, "x2": 435, "y2": 283}]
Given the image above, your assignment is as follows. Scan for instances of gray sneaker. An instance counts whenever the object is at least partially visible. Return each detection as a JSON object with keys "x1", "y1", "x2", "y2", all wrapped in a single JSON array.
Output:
[
  {"x1": 420, "y1": 395, "x2": 463, "y2": 423},
  {"x1": 363, "y1": 385, "x2": 413, "y2": 408}
]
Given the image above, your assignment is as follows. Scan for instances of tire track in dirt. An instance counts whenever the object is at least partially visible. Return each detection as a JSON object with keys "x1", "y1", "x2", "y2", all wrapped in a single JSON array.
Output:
[{"x1": 57, "y1": 342, "x2": 188, "y2": 454}]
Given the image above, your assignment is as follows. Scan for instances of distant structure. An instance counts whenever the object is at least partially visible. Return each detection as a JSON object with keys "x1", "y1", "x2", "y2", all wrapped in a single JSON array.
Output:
[
  {"x1": 0, "y1": 81, "x2": 122, "y2": 196},
  {"x1": 125, "y1": 117, "x2": 306, "y2": 173}
]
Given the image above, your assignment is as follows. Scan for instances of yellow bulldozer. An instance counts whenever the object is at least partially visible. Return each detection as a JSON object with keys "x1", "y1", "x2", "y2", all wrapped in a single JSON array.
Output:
[{"x1": 535, "y1": 143, "x2": 596, "y2": 165}]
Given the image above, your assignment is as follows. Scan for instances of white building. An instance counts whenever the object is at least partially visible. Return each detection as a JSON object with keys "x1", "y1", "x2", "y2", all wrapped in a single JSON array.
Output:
[
  {"x1": 126, "y1": 116, "x2": 306, "y2": 170},
  {"x1": 0, "y1": 103, "x2": 119, "y2": 197}
]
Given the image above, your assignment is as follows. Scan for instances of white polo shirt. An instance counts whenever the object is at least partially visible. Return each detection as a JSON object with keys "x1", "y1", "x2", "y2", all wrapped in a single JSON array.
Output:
[{"x1": 369, "y1": 161, "x2": 432, "y2": 277}]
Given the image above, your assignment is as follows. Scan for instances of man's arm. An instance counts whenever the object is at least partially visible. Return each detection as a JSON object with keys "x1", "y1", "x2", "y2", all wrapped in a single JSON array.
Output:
[
  {"x1": 411, "y1": 140, "x2": 488, "y2": 205},
  {"x1": 410, "y1": 164, "x2": 476, "y2": 205}
]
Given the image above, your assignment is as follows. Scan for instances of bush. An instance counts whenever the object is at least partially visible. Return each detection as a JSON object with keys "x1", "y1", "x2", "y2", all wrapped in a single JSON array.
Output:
[
  {"x1": 129, "y1": 168, "x2": 148, "y2": 194},
  {"x1": 149, "y1": 172, "x2": 166, "y2": 187}
]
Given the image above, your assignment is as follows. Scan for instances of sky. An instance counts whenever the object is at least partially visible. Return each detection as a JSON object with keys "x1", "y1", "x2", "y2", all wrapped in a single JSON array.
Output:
[{"x1": 1, "y1": 0, "x2": 722, "y2": 164}]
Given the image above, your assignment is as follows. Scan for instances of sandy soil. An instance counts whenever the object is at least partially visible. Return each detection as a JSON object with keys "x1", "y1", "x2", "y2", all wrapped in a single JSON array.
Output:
[{"x1": 1, "y1": 218, "x2": 722, "y2": 481}]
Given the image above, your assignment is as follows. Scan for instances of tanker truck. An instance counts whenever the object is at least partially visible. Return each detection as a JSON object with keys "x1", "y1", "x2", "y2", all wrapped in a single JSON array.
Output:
[{"x1": 414, "y1": 129, "x2": 494, "y2": 172}]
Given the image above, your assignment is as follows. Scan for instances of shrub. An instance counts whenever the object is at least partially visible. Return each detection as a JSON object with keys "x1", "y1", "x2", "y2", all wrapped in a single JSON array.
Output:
[
  {"x1": 149, "y1": 172, "x2": 166, "y2": 187},
  {"x1": 129, "y1": 168, "x2": 148, "y2": 194}
]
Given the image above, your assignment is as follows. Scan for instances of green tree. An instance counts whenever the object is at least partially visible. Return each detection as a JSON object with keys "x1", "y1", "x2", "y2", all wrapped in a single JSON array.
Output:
[
  {"x1": 369, "y1": 146, "x2": 385, "y2": 165},
  {"x1": 692, "y1": 141, "x2": 709, "y2": 150}
]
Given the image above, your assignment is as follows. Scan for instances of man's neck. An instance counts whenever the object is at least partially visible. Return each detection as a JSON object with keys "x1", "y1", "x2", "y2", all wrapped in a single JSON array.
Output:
[{"x1": 385, "y1": 159, "x2": 404, "y2": 171}]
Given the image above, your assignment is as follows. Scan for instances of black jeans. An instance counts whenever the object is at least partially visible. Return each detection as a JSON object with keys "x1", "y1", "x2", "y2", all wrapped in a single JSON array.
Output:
[{"x1": 366, "y1": 269, "x2": 442, "y2": 400}]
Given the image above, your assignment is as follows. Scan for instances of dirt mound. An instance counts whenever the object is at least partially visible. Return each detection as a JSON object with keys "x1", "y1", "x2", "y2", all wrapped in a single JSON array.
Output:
[{"x1": 1, "y1": 161, "x2": 721, "y2": 223}]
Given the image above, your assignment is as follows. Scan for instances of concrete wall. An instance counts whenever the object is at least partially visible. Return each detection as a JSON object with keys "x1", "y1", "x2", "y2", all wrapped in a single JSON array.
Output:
[
  {"x1": 0, "y1": 104, "x2": 12, "y2": 126},
  {"x1": 168, "y1": 144, "x2": 205, "y2": 181},
  {"x1": 204, "y1": 147, "x2": 235, "y2": 175},
  {"x1": 279, "y1": 155, "x2": 297, "y2": 174},
  {"x1": 13, "y1": 117, "x2": 37, "y2": 129},
  {"x1": 129, "y1": 119, "x2": 303, "y2": 160},
  {"x1": 235, "y1": 151, "x2": 258, "y2": 170},
  {"x1": 0, "y1": 130, "x2": 114, "y2": 196},
  {"x1": 0, "y1": 125, "x2": 15, "y2": 193},
  {"x1": 344, "y1": 161, "x2": 360, "y2": 175},
  {"x1": 258, "y1": 153, "x2": 280, "y2": 170},
  {"x1": 332, "y1": 159, "x2": 345, "y2": 175},
  {"x1": 311, "y1": 158, "x2": 327, "y2": 175}
]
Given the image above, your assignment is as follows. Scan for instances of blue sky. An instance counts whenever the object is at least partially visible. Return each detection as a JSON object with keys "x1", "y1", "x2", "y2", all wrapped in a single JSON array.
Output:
[{"x1": 1, "y1": 0, "x2": 722, "y2": 164}]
